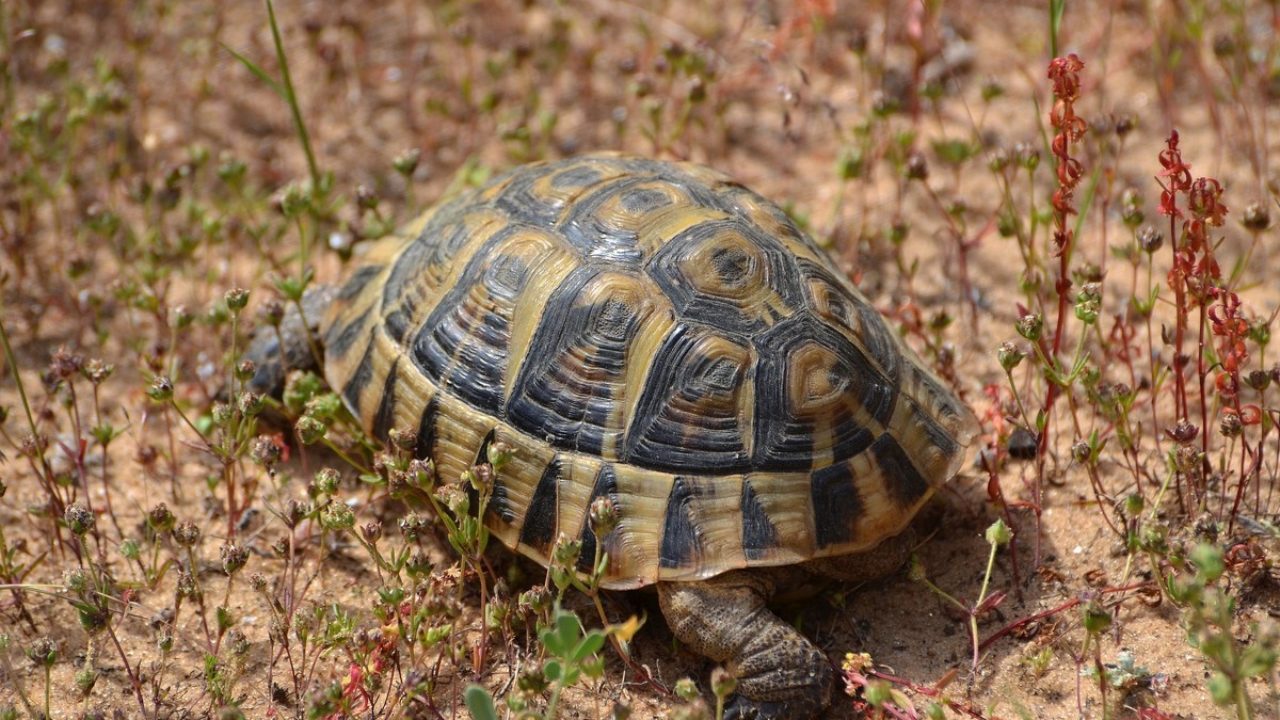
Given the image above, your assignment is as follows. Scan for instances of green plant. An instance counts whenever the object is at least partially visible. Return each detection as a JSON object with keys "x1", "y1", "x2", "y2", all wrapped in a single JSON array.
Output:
[
  {"x1": 1165, "y1": 544, "x2": 1277, "y2": 718},
  {"x1": 465, "y1": 605, "x2": 638, "y2": 720}
]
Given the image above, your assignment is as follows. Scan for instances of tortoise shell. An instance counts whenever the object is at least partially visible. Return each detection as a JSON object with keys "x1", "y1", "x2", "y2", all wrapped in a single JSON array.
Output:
[{"x1": 322, "y1": 154, "x2": 978, "y2": 589}]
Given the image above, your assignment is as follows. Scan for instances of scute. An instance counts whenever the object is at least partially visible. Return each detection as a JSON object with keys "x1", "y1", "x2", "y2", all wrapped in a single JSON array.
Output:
[
  {"x1": 318, "y1": 153, "x2": 980, "y2": 589},
  {"x1": 648, "y1": 219, "x2": 803, "y2": 336},
  {"x1": 623, "y1": 323, "x2": 753, "y2": 473},
  {"x1": 505, "y1": 267, "x2": 654, "y2": 458}
]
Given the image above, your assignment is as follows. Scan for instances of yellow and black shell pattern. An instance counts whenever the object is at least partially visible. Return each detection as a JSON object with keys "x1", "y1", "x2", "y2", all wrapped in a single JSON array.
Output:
[{"x1": 322, "y1": 154, "x2": 979, "y2": 589}]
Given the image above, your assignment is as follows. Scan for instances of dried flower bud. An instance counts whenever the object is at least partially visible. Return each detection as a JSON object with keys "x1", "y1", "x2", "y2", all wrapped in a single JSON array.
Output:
[
  {"x1": 259, "y1": 299, "x2": 285, "y2": 327},
  {"x1": 710, "y1": 666, "x2": 737, "y2": 700},
  {"x1": 1016, "y1": 313, "x2": 1043, "y2": 341},
  {"x1": 1246, "y1": 369, "x2": 1270, "y2": 392},
  {"x1": 238, "y1": 392, "x2": 264, "y2": 417},
  {"x1": 1166, "y1": 419, "x2": 1199, "y2": 445},
  {"x1": 211, "y1": 402, "x2": 234, "y2": 427},
  {"x1": 313, "y1": 468, "x2": 341, "y2": 496},
  {"x1": 286, "y1": 499, "x2": 311, "y2": 528},
  {"x1": 997, "y1": 341, "x2": 1023, "y2": 372},
  {"x1": 519, "y1": 585, "x2": 552, "y2": 614},
  {"x1": 487, "y1": 441, "x2": 514, "y2": 470},
  {"x1": 296, "y1": 415, "x2": 327, "y2": 445},
  {"x1": 250, "y1": 435, "x2": 283, "y2": 468},
  {"x1": 83, "y1": 358, "x2": 114, "y2": 385},
  {"x1": 224, "y1": 287, "x2": 250, "y2": 313},
  {"x1": 64, "y1": 503, "x2": 95, "y2": 536},
  {"x1": 148, "y1": 503, "x2": 176, "y2": 533},
  {"x1": 173, "y1": 521, "x2": 202, "y2": 548},
  {"x1": 393, "y1": 148, "x2": 421, "y2": 177},
  {"x1": 147, "y1": 376, "x2": 174, "y2": 403},
  {"x1": 1174, "y1": 444, "x2": 1202, "y2": 473},
  {"x1": 176, "y1": 570, "x2": 200, "y2": 601},
  {"x1": 1114, "y1": 114, "x2": 1135, "y2": 137},
  {"x1": 320, "y1": 502, "x2": 355, "y2": 531},
  {"x1": 1219, "y1": 410, "x2": 1243, "y2": 438},
  {"x1": 234, "y1": 360, "x2": 256, "y2": 383},
  {"x1": 50, "y1": 347, "x2": 84, "y2": 380},
  {"x1": 398, "y1": 512, "x2": 429, "y2": 542},
  {"x1": 1242, "y1": 202, "x2": 1270, "y2": 232},
  {"x1": 466, "y1": 463, "x2": 494, "y2": 493},
  {"x1": 220, "y1": 543, "x2": 249, "y2": 575},
  {"x1": 26, "y1": 637, "x2": 57, "y2": 668},
  {"x1": 361, "y1": 521, "x2": 383, "y2": 544},
  {"x1": 589, "y1": 496, "x2": 620, "y2": 538},
  {"x1": 388, "y1": 427, "x2": 416, "y2": 452},
  {"x1": 905, "y1": 152, "x2": 929, "y2": 181}
]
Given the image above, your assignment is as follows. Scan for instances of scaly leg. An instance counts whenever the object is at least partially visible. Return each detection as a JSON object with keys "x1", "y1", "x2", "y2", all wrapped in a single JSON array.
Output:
[{"x1": 658, "y1": 570, "x2": 833, "y2": 720}]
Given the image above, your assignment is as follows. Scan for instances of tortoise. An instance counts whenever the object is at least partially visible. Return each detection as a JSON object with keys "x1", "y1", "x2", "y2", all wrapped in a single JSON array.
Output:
[{"x1": 247, "y1": 153, "x2": 979, "y2": 719}]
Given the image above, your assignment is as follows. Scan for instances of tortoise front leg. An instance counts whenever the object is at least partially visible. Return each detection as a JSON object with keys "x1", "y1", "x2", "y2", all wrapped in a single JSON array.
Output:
[{"x1": 658, "y1": 570, "x2": 833, "y2": 720}]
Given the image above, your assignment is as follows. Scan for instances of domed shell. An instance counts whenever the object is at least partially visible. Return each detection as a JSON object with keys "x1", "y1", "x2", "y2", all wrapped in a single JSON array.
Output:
[{"x1": 321, "y1": 154, "x2": 979, "y2": 589}]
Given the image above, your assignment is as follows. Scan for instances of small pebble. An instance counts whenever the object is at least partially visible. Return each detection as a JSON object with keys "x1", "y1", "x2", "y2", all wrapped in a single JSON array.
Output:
[{"x1": 1007, "y1": 427, "x2": 1038, "y2": 460}]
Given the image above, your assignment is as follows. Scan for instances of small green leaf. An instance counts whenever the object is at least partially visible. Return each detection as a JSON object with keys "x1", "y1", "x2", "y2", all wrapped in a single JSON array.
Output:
[
  {"x1": 464, "y1": 685, "x2": 498, "y2": 720},
  {"x1": 541, "y1": 609, "x2": 581, "y2": 657},
  {"x1": 571, "y1": 630, "x2": 606, "y2": 663},
  {"x1": 1241, "y1": 643, "x2": 1278, "y2": 678},
  {"x1": 1190, "y1": 543, "x2": 1225, "y2": 584},
  {"x1": 219, "y1": 43, "x2": 283, "y2": 98},
  {"x1": 1206, "y1": 671, "x2": 1233, "y2": 706},
  {"x1": 931, "y1": 138, "x2": 977, "y2": 166}
]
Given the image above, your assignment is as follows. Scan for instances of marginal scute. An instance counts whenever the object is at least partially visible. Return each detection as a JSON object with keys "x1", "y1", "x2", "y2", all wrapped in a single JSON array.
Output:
[
  {"x1": 337, "y1": 264, "x2": 384, "y2": 302},
  {"x1": 326, "y1": 305, "x2": 374, "y2": 361},
  {"x1": 870, "y1": 433, "x2": 930, "y2": 509},
  {"x1": 740, "y1": 480, "x2": 779, "y2": 560},
  {"x1": 577, "y1": 464, "x2": 622, "y2": 572},
  {"x1": 518, "y1": 457, "x2": 562, "y2": 552},
  {"x1": 371, "y1": 358, "x2": 400, "y2": 442},
  {"x1": 414, "y1": 395, "x2": 440, "y2": 464},
  {"x1": 810, "y1": 461, "x2": 861, "y2": 548},
  {"x1": 660, "y1": 477, "x2": 704, "y2": 569},
  {"x1": 341, "y1": 336, "x2": 377, "y2": 416}
]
